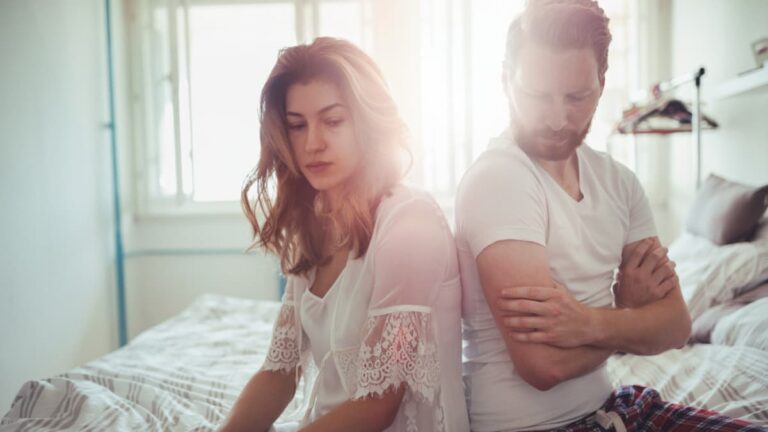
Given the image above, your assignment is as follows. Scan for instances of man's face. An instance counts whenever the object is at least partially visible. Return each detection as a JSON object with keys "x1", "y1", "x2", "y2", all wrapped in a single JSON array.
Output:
[{"x1": 506, "y1": 42, "x2": 603, "y2": 161}]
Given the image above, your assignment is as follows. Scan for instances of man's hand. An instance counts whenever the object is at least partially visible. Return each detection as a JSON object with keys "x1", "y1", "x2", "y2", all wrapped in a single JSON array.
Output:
[
  {"x1": 497, "y1": 282, "x2": 599, "y2": 348},
  {"x1": 614, "y1": 238, "x2": 678, "y2": 308}
]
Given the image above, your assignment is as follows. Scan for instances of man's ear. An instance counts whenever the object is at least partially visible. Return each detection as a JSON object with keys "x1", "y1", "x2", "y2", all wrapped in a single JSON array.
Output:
[
  {"x1": 502, "y1": 66, "x2": 518, "y2": 119},
  {"x1": 502, "y1": 65, "x2": 513, "y2": 99}
]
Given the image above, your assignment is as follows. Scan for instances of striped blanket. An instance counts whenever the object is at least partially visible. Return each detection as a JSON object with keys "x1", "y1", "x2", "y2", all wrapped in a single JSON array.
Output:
[
  {"x1": 608, "y1": 344, "x2": 768, "y2": 424},
  {"x1": 2, "y1": 295, "x2": 767, "y2": 431}
]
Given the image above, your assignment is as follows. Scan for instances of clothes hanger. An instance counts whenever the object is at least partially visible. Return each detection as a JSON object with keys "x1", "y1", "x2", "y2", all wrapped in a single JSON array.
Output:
[{"x1": 617, "y1": 97, "x2": 718, "y2": 134}]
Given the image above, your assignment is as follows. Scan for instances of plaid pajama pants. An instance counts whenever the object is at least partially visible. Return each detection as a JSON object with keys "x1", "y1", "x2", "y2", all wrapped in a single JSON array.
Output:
[{"x1": 544, "y1": 385, "x2": 766, "y2": 432}]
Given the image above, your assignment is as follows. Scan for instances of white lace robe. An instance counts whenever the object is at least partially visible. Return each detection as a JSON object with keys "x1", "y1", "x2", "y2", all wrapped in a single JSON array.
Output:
[{"x1": 261, "y1": 186, "x2": 469, "y2": 432}]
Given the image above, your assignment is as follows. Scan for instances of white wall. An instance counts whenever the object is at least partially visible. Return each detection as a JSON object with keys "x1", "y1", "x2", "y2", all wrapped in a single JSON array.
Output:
[
  {"x1": 0, "y1": 0, "x2": 118, "y2": 411},
  {"x1": 662, "y1": 0, "x2": 768, "y2": 240},
  {"x1": 123, "y1": 216, "x2": 279, "y2": 338}
]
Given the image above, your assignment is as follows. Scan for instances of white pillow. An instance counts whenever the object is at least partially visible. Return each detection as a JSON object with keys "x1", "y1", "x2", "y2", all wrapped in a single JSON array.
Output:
[
  {"x1": 711, "y1": 297, "x2": 768, "y2": 351},
  {"x1": 669, "y1": 232, "x2": 768, "y2": 320}
]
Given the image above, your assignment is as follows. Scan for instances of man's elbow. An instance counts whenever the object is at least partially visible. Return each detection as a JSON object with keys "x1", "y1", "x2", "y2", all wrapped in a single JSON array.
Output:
[
  {"x1": 672, "y1": 310, "x2": 693, "y2": 348},
  {"x1": 637, "y1": 312, "x2": 693, "y2": 356},
  {"x1": 661, "y1": 306, "x2": 692, "y2": 352},
  {"x1": 516, "y1": 363, "x2": 566, "y2": 391}
]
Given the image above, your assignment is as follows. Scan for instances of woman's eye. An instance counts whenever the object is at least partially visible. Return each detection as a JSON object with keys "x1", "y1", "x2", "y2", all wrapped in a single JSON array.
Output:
[
  {"x1": 287, "y1": 123, "x2": 306, "y2": 131},
  {"x1": 567, "y1": 95, "x2": 587, "y2": 103},
  {"x1": 325, "y1": 118, "x2": 344, "y2": 127}
]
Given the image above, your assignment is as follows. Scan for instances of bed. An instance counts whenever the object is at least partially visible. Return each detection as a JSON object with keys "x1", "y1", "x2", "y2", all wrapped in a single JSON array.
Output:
[
  {"x1": 2, "y1": 289, "x2": 767, "y2": 431},
  {"x1": 0, "y1": 295, "x2": 302, "y2": 431},
  {"x1": 4, "y1": 176, "x2": 768, "y2": 431}
]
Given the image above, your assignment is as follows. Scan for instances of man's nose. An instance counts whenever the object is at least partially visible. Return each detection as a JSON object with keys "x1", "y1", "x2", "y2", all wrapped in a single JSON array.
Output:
[{"x1": 545, "y1": 100, "x2": 568, "y2": 131}]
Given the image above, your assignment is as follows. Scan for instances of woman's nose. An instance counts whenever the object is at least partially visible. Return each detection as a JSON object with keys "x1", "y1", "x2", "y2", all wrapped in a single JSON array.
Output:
[{"x1": 304, "y1": 124, "x2": 326, "y2": 153}]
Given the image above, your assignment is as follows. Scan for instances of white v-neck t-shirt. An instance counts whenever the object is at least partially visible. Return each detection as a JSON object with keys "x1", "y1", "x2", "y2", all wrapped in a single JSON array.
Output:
[{"x1": 455, "y1": 130, "x2": 657, "y2": 431}]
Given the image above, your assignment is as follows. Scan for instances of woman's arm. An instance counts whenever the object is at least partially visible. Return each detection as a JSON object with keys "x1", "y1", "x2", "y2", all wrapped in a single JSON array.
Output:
[
  {"x1": 299, "y1": 386, "x2": 406, "y2": 432},
  {"x1": 219, "y1": 369, "x2": 298, "y2": 432}
]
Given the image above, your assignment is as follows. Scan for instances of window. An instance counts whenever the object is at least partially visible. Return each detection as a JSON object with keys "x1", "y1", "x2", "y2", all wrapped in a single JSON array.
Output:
[
  {"x1": 417, "y1": 0, "x2": 526, "y2": 202},
  {"x1": 131, "y1": 0, "x2": 637, "y2": 214},
  {"x1": 131, "y1": 0, "x2": 368, "y2": 214}
]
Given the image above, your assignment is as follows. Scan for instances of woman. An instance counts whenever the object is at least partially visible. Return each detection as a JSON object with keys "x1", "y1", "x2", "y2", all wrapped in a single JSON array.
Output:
[{"x1": 219, "y1": 37, "x2": 468, "y2": 432}]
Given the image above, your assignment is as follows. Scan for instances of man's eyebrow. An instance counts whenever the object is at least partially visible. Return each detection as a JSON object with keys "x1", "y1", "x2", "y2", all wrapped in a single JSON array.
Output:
[
  {"x1": 570, "y1": 88, "x2": 596, "y2": 96},
  {"x1": 514, "y1": 81, "x2": 549, "y2": 95}
]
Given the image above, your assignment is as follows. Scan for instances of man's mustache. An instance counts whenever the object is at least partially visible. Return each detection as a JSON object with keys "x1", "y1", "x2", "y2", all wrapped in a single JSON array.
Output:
[{"x1": 532, "y1": 129, "x2": 577, "y2": 140}]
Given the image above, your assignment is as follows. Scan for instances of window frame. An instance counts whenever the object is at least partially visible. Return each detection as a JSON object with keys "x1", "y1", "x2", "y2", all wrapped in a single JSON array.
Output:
[{"x1": 128, "y1": 0, "x2": 369, "y2": 217}]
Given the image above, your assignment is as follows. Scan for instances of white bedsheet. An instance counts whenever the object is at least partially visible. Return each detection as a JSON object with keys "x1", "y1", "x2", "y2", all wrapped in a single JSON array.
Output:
[{"x1": 3, "y1": 294, "x2": 767, "y2": 430}]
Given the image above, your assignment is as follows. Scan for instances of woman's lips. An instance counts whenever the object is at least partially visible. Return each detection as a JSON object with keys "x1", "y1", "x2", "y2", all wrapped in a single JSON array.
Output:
[{"x1": 305, "y1": 161, "x2": 332, "y2": 174}]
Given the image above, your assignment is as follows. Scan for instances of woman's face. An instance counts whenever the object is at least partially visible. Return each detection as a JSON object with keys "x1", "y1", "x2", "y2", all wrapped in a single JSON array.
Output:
[{"x1": 285, "y1": 79, "x2": 363, "y2": 202}]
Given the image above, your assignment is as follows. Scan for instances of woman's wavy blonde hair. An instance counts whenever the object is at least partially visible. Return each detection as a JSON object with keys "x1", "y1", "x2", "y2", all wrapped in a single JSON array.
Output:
[{"x1": 242, "y1": 37, "x2": 410, "y2": 276}]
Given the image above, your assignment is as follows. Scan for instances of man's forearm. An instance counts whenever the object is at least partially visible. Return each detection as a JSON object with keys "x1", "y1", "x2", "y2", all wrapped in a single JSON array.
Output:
[
  {"x1": 590, "y1": 289, "x2": 691, "y2": 355},
  {"x1": 543, "y1": 344, "x2": 614, "y2": 384},
  {"x1": 505, "y1": 332, "x2": 614, "y2": 390}
]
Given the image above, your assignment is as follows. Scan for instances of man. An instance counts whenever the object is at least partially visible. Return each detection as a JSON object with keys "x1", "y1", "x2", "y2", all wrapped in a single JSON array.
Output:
[{"x1": 455, "y1": 1, "x2": 762, "y2": 431}]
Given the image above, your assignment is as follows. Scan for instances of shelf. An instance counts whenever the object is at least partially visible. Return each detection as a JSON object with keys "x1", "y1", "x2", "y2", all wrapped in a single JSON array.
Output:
[
  {"x1": 711, "y1": 63, "x2": 768, "y2": 100},
  {"x1": 616, "y1": 125, "x2": 716, "y2": 135},
  {"x1": 617, "y1": 126, "x2": 714, "y2": 135}
]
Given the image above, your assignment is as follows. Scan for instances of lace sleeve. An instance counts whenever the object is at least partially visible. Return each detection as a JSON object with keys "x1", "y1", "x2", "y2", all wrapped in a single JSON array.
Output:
[
  {"x1": 353, "y1": 309, "x2": 440, "y2": 403},
  {"x1": 261, "y1": 302, "x2": 304, "y2": 374}
]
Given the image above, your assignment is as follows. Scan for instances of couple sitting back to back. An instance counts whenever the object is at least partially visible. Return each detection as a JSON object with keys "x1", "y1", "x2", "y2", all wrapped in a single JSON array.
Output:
[{"x1": 220, "y1": 1, "x2": 762, "y2": 431}]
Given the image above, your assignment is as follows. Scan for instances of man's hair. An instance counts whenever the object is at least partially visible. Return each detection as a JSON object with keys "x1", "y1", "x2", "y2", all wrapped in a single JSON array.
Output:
[{"x1": 504, "y1": 0, "x2": 612, "y2": 83}]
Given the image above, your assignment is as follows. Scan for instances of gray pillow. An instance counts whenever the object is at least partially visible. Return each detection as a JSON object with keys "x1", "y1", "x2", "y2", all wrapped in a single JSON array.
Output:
[
  {"x1": 686, "y1": 175, "x2": 768, "y2": 245},
  {"x1": 733, "y1": 280, "x2": 768, "y2": 304}
]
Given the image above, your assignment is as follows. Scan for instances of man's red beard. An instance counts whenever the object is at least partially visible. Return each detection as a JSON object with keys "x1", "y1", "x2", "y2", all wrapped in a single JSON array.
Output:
[{"x1": 513, "y1": 120, "x2": 592, "y2": 161}]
